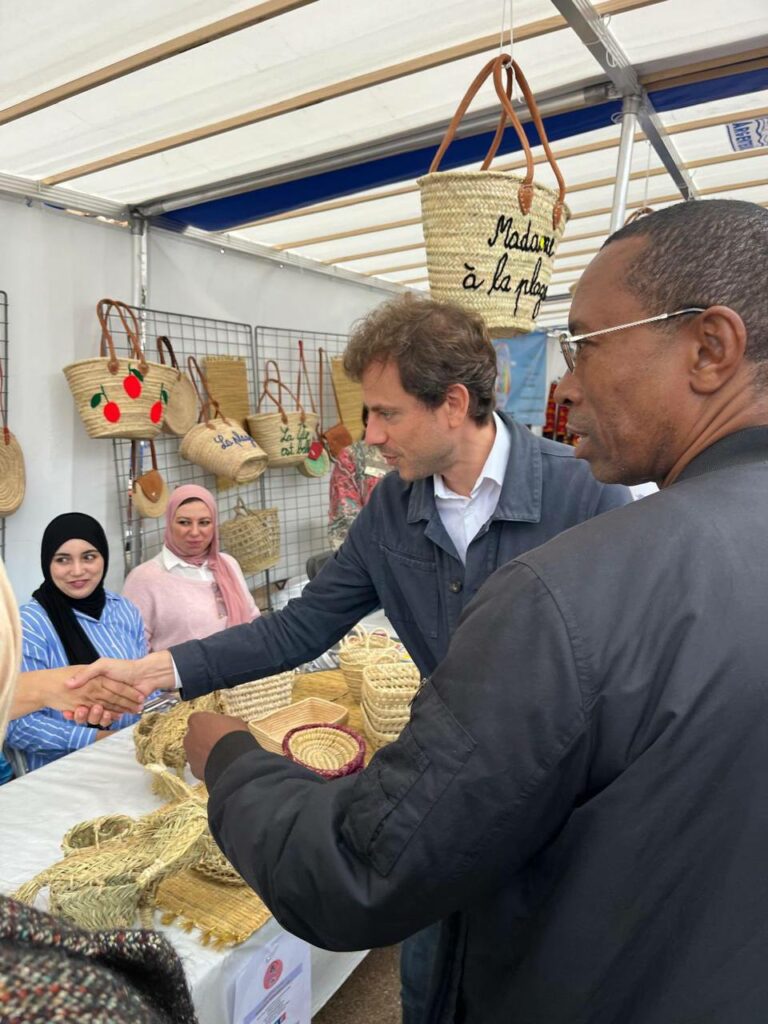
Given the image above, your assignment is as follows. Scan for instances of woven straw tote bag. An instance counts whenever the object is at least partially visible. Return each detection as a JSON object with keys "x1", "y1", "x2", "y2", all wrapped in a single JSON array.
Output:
[
  {"x1": 418, "y1": 55, "x2": 569, "y2": 336},
  {"x1": 295, "y1": 339, "x2": 330, "y2": 479},
  {"x1": 0, "y1": 364, "x2": 25, "y2": 517},
  {"x1": 247, "y1": 359, "x2": 319, "y2": 468},
  {"x1": 63, "y1": 299, "x2": 179, "y2": 439},
  {"x1": 155, "y1": 336, "x2": 198, "y2": 437},
  {"x1": 130, "y1": 440, "x2": 169, "y2": 519},
  {"x1": 219, "y1": 496, "x2": 280, "y2": 573},
  {"x1": 180, "y1": 356, "x2": 268, "y2": 484}
]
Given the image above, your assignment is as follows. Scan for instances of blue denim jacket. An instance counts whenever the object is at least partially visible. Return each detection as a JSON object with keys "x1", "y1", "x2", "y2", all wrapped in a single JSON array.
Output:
[{"x1": 175, "y1": 415, "x2": 631, "y2": 695}]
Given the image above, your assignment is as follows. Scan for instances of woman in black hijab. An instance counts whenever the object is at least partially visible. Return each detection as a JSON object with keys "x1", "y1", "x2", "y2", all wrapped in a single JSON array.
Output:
[{"x1": 5, "y1": 513, "x2": 148, "y2": 771}]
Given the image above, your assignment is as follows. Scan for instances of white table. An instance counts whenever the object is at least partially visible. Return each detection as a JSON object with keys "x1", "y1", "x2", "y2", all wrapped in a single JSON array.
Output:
[{"x1": 0, "y1": 726, "x2": 367, "y2": 1021}]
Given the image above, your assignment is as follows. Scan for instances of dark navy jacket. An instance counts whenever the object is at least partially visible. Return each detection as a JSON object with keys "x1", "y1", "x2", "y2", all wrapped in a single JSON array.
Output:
[
  {"x1": 207, "y1": 427, "x2": 768, "y2": 1023},
  {"x1": 174, "y1": 414, "x2": 630, "y2": 693}
]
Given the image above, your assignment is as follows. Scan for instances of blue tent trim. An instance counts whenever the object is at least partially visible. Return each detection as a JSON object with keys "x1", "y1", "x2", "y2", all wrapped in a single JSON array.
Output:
[{"x1": 162, "y1": 66, "x2": 768, "y2": 233}]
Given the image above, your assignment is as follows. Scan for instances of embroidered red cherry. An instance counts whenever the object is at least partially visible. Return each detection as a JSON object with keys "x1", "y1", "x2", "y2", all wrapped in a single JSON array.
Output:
[
  {"x1": 123, "y1": 366, "x2": 144, "y2": 399},
  {"x1": 308, "y1": 440, "x2": 323, "y2": 460},
  {"x1": 150, "y1": 401, "x2": 163, "y2": 423},
  {"x1": 90, "y1": 386, "x2": 121, "y2": 423}
]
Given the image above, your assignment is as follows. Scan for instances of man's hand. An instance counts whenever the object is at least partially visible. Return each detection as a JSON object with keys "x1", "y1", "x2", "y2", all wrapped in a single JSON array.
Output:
[
  {"x1": 59, "y1": 673, "x2": 144, "y2": 716},
  {"x1": 184, "y1": 712, "x2": 251, "y2": 780},
  {"x1": 67, "y1": 651, "x2": 177, "y2": 700}
]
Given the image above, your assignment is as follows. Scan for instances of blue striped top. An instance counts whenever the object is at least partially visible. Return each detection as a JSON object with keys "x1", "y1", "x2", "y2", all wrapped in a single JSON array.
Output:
[{"x1": 6, "y1": 592, "x2": 148, "y2": 771}]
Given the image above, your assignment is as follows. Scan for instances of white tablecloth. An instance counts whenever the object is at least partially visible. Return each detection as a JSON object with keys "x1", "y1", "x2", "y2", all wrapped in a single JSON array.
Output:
[{"x1": 0, "y1": 726, "x2": 367, "y2": 1021}]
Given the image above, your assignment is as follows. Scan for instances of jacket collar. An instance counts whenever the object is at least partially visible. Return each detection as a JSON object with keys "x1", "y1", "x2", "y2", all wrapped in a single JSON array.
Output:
[
  {"x1": 676, "y1": 425, "x2": 768, "y2": 484},
  {"x1": 406, "y1": 412, "x2": 542, "y2": 525}
]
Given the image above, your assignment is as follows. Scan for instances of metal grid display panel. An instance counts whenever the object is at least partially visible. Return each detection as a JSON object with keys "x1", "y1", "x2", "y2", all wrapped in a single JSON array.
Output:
[
  {"x1": 255, "y1": 325, "x2": 350, "y2": 582},
  {"x1": 0, "y1": 292, "x2": 8, "y2": 560},
  {"x1": 109, "y1": 305, "x2": 265, "y2": 583}
]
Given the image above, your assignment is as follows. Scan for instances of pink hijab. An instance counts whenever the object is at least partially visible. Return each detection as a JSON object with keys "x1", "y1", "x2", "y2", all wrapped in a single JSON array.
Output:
[{"x1": 164, "y1": 485, "x2": 253, "y2": 626}]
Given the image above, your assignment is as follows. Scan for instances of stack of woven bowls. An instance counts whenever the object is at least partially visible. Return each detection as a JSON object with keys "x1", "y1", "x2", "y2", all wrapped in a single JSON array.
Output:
[{"x1": 360, "y1": 661, "x2": 422, "y2": 752}]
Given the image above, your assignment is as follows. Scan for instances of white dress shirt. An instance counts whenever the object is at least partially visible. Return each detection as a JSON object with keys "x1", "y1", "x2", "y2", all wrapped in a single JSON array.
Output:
[
  {"x1": 433, "y1": 412, "x2": 511, "y2": 564},
  {"x1": 160, "y1": 545, "x2": 215, "y2": 582}
]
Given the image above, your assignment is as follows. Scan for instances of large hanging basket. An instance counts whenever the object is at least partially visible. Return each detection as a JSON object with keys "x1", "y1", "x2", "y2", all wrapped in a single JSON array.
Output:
[
  {"x1": 220, "y1": 497, "x2": 281, "y2": 573},
  {"x1": 156, "y1": 335, "x2": 198, "y2": 437},
  {"x1": 63, "y1": 299, "x2": 179, "y2": 439},
  {"x1": 0, "y1": 364, "x2": 25, "y2": 517},
  {"x1": 247, "y1": 360, "x2": 318, "y2": 468},
  {"x1": 418, "y1": 56, "x2": 569, "y2": 336},
  {"x1": 180, "y1": 356, "x2": 268, "y2": 484}
]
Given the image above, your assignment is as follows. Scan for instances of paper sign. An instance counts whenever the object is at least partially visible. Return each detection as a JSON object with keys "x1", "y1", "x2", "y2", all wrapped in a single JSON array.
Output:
[
  {"x1": 726, "y1": 118, "x2": 768, "y2": 152},
  {"x1": 234, "y1": 931, "x2": 311, "y2": 1024},
  {"x1": 493, "y1": 333, "x2": 547, "y2": 426}
]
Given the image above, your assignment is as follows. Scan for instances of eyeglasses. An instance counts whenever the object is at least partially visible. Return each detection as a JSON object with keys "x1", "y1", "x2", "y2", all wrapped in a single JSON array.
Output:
[{"x1": 558, "y1": 308, "x2": 706, "y2": 373}]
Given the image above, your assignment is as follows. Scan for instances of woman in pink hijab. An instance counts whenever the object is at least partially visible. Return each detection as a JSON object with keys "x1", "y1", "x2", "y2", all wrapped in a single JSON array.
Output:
[{"x1": 123, "y1": 485, "x2": 259, "y2": 651}]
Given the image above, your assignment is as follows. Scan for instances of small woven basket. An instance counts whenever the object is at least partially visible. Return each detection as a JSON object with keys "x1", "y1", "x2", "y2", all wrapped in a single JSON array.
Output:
[
  {"x1": 156, "y1": 335, "x2": 198, "y2": 436},
  {"x1": 282, "y1": 723, "x2": 366, "y2": 779},
  {"x1": 0, "y1": 364, "x2": 25, "y2": 516},
  {"x1": 180, "y1": 356, "x2": 268, "y2": 483},
  {"x1": 360, "y1": 703, "x2": 401, "y2": 753},
  {"x1": 247, "y1": 360, "x2": 318, "y2": 467},
  {"x1": 361, "y1": 661, "x2": 421, "y2": 745},
  {"x1": 418, "y1": 57, "x2": 569, "y2": 336},
  {"x1": 213, "y1": 670, "x2": 296, "y2": 721},
  {"x1": 61, "y1": 814, "x2": 137, "y2": 856},
  {"x1": 219, "y1": 497, "x2": 280, "y2": 573},
  {"x1": 338, "y1": 627, "x2": 400, "y2": 701},
  {"x1": 64, "y1": 300, "x2": 179, "y2": 439}
]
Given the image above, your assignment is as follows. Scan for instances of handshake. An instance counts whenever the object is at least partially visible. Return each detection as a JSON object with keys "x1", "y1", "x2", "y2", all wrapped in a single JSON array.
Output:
[
  {"x1": 57, "y1": 651, "x2": 251, "y2": 777},
  {"x1": 59, "y1": 650, "x2": 178, "y2": 726}
]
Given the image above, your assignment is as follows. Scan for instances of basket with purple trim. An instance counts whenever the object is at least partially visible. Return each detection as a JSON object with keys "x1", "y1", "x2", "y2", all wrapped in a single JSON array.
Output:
[{"x1": 282, "y1": 722, "x2": 366, "y2": 779}]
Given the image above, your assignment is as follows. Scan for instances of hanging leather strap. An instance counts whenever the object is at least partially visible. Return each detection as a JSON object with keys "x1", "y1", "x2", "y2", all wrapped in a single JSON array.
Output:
[
  {"x1": 96, "y1": 299, "x2": 147, "y2": 375},
  {"x1": 187, "y1": 355, "x2": 225, "y2": 425}
]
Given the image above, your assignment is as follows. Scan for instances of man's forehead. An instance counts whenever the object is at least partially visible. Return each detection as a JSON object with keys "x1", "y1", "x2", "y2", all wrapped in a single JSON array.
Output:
[{"x1": 570, "y1": 237, "x2": 645, "y2": 327}]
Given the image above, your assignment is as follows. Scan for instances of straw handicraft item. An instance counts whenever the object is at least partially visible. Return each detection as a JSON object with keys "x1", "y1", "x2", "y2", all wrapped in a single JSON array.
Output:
[
  {"x1": 219, "y1": 497, "x2": 280, "y2": 573},
  {"x1": 130, "y1": 439, "x2": 170, "y2": 519},
  {"x1": 0, "y1": 363, "x2": 25, "y2": 517},
  {"x1": 418, "y1": 56, "x2": 570, "y2": 336},
  {"x1": 203, "y1": 355, "x2": 251, "y2": 430},
  {"x1": 13, "y1": 797, "x2": 210, "y2": 932},
  {"x1": 295, "y1": 339, "x2": 331, "y2": 478},
  {"x1": 247, "y1": 359, "x2": 318, "y2": 467},
  {"x1": 318, "y1": 347, "x2": 353, "y2": 458},
  {"x1": 249, "y1": 696, "x2": 348, "y2": 754},
  {"x1": 63, "y1": 299, "x2": 179, "y2": 439},
  {"x1": 213, "y1": 670, "x2": 296, "y2": 721},
  {"x1": 156, "y1": 335, "x2": 198, "y2": 436},
  {"x1": 361, "y1": 661, "x2": 422, "y2": 752},
  {"x1": 330, "y1": 355, "x2": 364, "y2": 442},
  {"x1": 134, "y1": 694, "x2": 217, "y2": 787},
  {"x1": 180, "y1": 355, "x2": 268, "y2": 483},
  {"x1": 338, "y1": 627, "x2": 400, "y2": 701},
  {"x1": 283, "y1": 722, "x2": 366, "y2": 779}
]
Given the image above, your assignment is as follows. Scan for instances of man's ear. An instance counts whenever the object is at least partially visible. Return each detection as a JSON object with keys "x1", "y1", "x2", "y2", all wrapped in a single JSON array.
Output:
[
  {"x1": 689, "y1": 305, "x2": 748, "y2": 395},
  {"x1": 443, "y1": 384, "x2": 471, "y2": 425}
]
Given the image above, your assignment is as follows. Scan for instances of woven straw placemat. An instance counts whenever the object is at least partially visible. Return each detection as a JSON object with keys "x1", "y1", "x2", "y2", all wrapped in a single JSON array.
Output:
[{"x1": 155, "y1": 868, "x2": 271, "y2": 949}]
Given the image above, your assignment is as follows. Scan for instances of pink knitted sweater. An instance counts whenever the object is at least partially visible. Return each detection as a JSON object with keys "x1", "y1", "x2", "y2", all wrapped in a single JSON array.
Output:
[{"x1": 122, "y1": 553, "x2": 259, "y2": 651}]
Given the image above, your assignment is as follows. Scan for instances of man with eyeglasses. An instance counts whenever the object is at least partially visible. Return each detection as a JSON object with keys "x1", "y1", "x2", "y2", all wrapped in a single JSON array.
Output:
[{"x1": 91, "y1": 199, "x2": 768, "y2": 1022}]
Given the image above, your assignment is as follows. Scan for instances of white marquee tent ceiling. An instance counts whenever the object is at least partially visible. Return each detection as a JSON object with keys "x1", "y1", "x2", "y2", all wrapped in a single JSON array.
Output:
[{"x1": 1, "y1": 0, "x2": 766, "y2": 325}]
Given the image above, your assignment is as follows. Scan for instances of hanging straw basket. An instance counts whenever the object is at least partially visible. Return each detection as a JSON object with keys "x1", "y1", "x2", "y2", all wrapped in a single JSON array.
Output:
[
  {"x1": 156, "y1": 335, "x2": 198, "y2": 436},
  {"x1": 204, "y1": 355, "x2": 251, "y2": 429},
  {"x1": 213, "y1": 670, "x2": 296, "y2": 721},
  {"x1": 282, "y1": 723, "x2": 366, "y2": 779},
  {"x1": 130, "y1": 439, "x2": 169, "y2": 519},
  {"x1": 0, "y1": 363, "x2": 25, "y2": 517},
  {"x1": 180, "y1": 356, "x2": 268, "y2": 484},
  {"x1": 219, "y1": 497, "x2": 280, "y2": 573},
  {"x1": 418, "y1": 56, "x2": 569, "y2": 336},
  {"x1": 295, "y1": 339, "x2": 331, "y2": 478},
  {"x1": 338, "y1": 627, "x2": 401, "y2": 701},
  {"x1": 63, "y1": 299, "x2": 179, "y2": 439},
  {"x1": 247, "y1": 360, "x2": 319, "y2": 467}
]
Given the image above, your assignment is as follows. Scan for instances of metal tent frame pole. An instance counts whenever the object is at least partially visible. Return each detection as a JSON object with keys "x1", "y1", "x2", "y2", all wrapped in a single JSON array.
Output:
[{"x1": 610, "y1": 94, "x2": 642, "y2": 233}]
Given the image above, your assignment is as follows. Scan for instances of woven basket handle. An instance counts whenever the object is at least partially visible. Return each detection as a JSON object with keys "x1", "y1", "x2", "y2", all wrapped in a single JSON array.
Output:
[
  {"x1": 234, "y1": 496, "x2": 250, "y2": 517},
  {"x1": 186, "y1": 355, "x2": 225, "y2": 426},
  {"x1": 96, "y1": 299, "x2": 146, "y2": 376},
  {"x1": 155, "y1": 335, "x2": 181, "y2": 375},
  {"x1": 502, "y1": 59, "x2": 567, "y2": 229},
  {"x1": 0, "y1": 362, "x2": 10, "y2": 447}
]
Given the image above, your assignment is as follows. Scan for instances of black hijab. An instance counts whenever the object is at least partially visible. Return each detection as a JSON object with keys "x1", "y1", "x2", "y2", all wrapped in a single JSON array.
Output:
[{"x1": 32, "y1": 513, "x2": 110, "y2": 666}]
